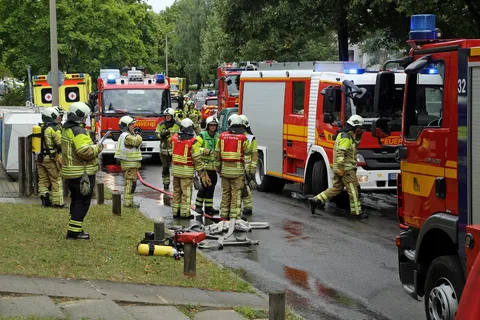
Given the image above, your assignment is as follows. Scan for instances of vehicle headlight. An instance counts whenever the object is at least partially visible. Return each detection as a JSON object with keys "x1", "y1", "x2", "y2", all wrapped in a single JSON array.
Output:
[
  {"x1": 106, "y1": 143, "x2": 116, "y2": 150},
  {"x1": 357, "y1": 175, "x2": 368, "y2": 183}
]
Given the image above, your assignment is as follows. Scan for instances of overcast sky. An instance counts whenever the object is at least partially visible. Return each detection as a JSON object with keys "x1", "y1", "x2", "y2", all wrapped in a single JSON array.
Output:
[{"x1": 146, "y1": 0, "x2": 175, "y2": 12}]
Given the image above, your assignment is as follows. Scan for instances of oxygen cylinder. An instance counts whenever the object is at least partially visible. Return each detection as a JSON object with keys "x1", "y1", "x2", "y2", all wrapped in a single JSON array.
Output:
[
  {"x1": 32, "y1": 125, "x2": 41, "y2": 153},
  {"x1": 137, "y1": 243, "x2": 177, "y2": 257}
]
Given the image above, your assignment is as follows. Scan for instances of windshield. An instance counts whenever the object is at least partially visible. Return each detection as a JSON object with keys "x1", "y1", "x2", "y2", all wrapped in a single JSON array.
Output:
[
  {"x1": 102, "y1": 89, "x2": 169, "y2": 115},
  {"x1": 170, "y1": 85, "x2": 179, "y2": 91},
  {"x1": 226, "y1": 75, "x2": 240, "y2": 97},
  {"x1": 206, "y1": 99, "x2": 218, "y2": 106}
]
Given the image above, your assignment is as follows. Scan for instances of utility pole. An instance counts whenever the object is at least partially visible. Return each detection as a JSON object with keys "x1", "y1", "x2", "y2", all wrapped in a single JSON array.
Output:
[
  {"x1": 49, "y1": 0, "x2": 59, "y2": 107},
  {"x1": 27, "y1": 65, "x2": 33, "y2": 104},
  {"x1": 165, "y1": 31, "x2": 175, "y2": 77}
]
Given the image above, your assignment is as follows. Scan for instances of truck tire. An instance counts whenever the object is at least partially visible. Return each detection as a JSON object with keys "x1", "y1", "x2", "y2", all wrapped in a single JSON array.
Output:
[
  {"x1": 424, "y1": 255, "x2": 465, "y2": 320},
  {"x1": 312, "y1": 160, "x2": 328, "y2": 196},
  {"x1": 271, "y1": 178, "x2": 285, "y2": 193},
  {"x1": 255, "y1": 152, "x2": 275, "y2": 192},
  {"x1": 102, "y1": 154, "x2": 115, "y2": 165}
]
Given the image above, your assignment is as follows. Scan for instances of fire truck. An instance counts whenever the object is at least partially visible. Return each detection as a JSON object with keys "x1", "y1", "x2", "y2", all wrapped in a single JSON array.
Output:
[
  {"x1": 92, "y1": 68, "x2": 171, "y2": 163},
  {"x1": 215, "y1": 62, "x2": 258, "y2": 111},
  {"x1": 32, "y1": 73, "x2": 92, "y2": 111},
  {"x1": 238, "y1": 62, "x2": 410, "y2": 198},
  {"x1": 371, "y1": 14, "x2": 480, "y2": 319}
]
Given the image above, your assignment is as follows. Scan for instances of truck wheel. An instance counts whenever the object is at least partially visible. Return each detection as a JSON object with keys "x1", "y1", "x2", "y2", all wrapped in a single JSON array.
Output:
[
  {"x1": 424, "y1": 255, "x2": 465, "y2": 320},
  {"x1": 312, "y1": 160, "x2": 328, "y2": 196},
  {"x1": 102, "y1": 154, "x2": 115, "y2": 165},
  {"x1": 271, "y1": 178, "x2": 285, "y2": 193},
  {"x1": 255, "y1": 152, "x2": 274, "y2": 192}
]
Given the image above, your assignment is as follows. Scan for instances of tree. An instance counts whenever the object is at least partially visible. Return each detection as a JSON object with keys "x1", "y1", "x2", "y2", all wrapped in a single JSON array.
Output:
[{"x1": 173, "y1": 0, "x2": 213, "y2": 86}]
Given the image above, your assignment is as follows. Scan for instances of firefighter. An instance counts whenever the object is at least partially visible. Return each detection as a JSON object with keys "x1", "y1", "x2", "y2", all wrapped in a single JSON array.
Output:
[
  {"x1": 174, "y1": 105, "x2": 185, "y2": 122},
  {"x1": 308, "y1": 115, "x2": 368, "y2": 219},
  {"x1": 215, "y1": 114, "x2": 251, "y2": 220},
  {"x1": 239, "y1": 114, "x2": 257, "y2": 217},
  {"x1": 171, "y1": 118, "x2": 210, "y2": 218},
  {"x1": 62, "y1": 102, "x2": 104, "y2": 240},
  {"x1": 114, "y1": 116, "x2": 143, "y2": 208},
  {"x1": 155, "y1": 108, "x2": 180, "y2": 190},
  {"x1": 186, "y1": 100, "x2": 201, "y2": 135},
  {"x1": 194, "y1": 115, "x2": 220, "y2": 215},
  {"x1": 37, "y1": 107, "x2": 65, "y2": 208}
]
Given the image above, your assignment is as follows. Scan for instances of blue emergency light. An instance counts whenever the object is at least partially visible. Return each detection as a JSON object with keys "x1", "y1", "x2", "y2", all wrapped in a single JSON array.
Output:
[
  {"x1": 409, "y1": 14, "x2": 436, "y2": 40},
  {"x1": 344, "y1": 68, "x2": 365, "y2": 74},
  {"x1": 79, "y1": 73, "x2": 84, "y2": 77},
  {"x1": 107, "y1": 74, "x2": 116, "y2": 84},
  {"x1": 420, "y1": 68, "x2": 439, "y2": 74},
  {"x1": 156, "y1": 74, "x2": 165, "y2": 84}
]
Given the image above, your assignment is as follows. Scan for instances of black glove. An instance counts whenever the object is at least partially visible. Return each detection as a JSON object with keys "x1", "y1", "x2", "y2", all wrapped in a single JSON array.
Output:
[
  {"x1": 133, "y1": 127, "x2": 141, "y2": 135},
  {"x1": 160, "y1": 129, "x2": 169, "y2": 138}
]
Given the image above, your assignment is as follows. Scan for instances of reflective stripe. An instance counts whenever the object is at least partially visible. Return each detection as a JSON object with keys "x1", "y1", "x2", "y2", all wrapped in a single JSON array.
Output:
[{"x1": 348, "y1": 182, "x2": 361, "y2": 215}]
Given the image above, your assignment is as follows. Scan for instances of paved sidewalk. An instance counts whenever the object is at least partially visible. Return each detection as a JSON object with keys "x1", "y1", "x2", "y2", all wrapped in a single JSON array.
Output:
[
  {"x1": 0, "y1": 160, "x2": 19, "y2": 198},
  {"x1": 0, "y1": 275, "x2": 269, "y2": 319}
]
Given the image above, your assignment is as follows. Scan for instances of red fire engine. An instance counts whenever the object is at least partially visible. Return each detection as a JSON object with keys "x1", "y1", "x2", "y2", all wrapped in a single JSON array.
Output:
[
  {"x1": 92, "y1": 68, "x2": 172, "y2": 163},
  {"x1": 372, "y1": 14, "x2": 480, "y2": 319},
  {"x1": 215, "y1": 62, "x2": 258, "y2": 111}
]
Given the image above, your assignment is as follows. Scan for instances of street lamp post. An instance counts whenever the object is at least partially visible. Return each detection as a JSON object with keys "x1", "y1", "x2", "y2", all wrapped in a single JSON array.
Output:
[
  {"x1": 165, "y1": 31, "x2": 175, "y2": 77},
  {"x1": 49, "y1": 0, "x2": 59, "y2": 107}
]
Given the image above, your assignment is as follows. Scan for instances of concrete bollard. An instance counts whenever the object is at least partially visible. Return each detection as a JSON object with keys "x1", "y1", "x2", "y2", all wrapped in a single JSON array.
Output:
[
  {"x1": 184, "y1": 243, "x2": 197, "y2": 276},
  {"x1": 154, "y1": 221, "x2": 165, "y2": 243},
  {"x1": 112, "y1": 191, "x2": 121, "y2": 216},
  {"x1": 18, "y1": 137, "x2": 26, "y2": 197},
  {"x1": 97, "y1": 182, "x2": 105, "y2": 205},
  {"x1": 269, "y1": 291, "x2": 286, "y2": 320}
]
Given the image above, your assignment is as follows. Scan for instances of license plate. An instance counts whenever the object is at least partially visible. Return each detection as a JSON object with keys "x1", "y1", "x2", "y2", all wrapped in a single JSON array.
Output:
[
  {"x1": 141, "y1": 143, "x2": 146, "y2": 148},
  {"x1": 389, "y1": 173, "x2": 398, "y2": 180}
]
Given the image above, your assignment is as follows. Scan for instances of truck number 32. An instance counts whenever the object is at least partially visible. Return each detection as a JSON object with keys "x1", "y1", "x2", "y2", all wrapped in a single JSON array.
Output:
[{"x1": 458, "y1": 79, "x2": 466, "y2": 93}]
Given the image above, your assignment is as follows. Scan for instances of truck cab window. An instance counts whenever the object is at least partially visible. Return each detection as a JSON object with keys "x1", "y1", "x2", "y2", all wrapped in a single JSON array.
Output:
[
  {"x1": 293, "y1": 81, "x2": 305, "y2": 115},
  {"x1": 404, "y1": 61, "x2": 444, "y2": 140}
]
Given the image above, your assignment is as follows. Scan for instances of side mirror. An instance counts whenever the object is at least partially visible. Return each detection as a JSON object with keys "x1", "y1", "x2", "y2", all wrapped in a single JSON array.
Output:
[
  {"x1": 405, "y1": 55, "x2": 431, "y2": 75},
  {"x1": 321, "y1": 86, "x2": 340, "y2": 124},
  {"x1": 214, "y1": 79, "x2": 219, "y2": 90},
  {"x1": 371, "y1": 117, "x2": 391, "y2": 138},
  {"x1": 225, "y1": 78, "x2": 232, "y2": 86},
  {"x1": 374, "y1": 71, "x2": 395, "y2": 114}
]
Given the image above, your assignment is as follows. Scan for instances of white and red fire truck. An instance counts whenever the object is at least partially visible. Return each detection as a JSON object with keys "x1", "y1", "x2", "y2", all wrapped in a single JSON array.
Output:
[
  {"x1": 93, "y1": 68, "x2": 172, "y2": 163},
  {"x1": 238, "y1": 63, "x2": 410, "y2": 199}
]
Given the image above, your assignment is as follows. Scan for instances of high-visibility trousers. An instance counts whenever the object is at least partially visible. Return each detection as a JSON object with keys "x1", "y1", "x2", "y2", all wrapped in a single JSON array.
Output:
[{"x1": 220, "y1": 176, "x2": 244, "y2": 219}]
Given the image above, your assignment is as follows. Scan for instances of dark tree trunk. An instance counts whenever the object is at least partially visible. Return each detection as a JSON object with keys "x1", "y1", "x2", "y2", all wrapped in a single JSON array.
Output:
[{"x1": 338, "y1": 21, "x2": 349, "y2": 61}]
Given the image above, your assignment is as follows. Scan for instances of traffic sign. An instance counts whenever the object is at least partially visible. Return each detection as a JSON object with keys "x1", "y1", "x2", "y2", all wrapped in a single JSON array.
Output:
[{"x1": 47, "y1": 71, "x2": 65, "y2": 86}]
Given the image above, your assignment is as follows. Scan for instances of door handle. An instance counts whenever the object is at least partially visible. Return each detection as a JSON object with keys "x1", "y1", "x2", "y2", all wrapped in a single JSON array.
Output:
[{"x1": 287, "y1": 140, "x2": 293, "y2": 147}]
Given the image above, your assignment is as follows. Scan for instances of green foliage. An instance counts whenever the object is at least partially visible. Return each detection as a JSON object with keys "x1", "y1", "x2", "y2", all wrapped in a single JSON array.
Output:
[{"x1": 0, "y1": 86, "x2": 24, "y2": 106}]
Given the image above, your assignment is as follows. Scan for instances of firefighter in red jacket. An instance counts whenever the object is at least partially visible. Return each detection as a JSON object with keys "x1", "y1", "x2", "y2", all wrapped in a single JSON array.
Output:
[
  {"x1": 170, "y1": 118, "x2": 211, "y2": 218},
  {"x1": 215, "y1": 114, "x2": 251, "y2": 220}
]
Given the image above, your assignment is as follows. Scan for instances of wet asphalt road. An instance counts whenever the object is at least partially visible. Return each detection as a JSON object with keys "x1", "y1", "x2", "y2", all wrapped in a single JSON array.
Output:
[{"x1": 98, "y1": 156, "x2": 425, "y2": 320}]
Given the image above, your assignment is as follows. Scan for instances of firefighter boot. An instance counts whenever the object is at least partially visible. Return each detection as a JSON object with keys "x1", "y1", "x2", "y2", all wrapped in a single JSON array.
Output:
[
  {"x1": 164, "y1": 184, "x2": 169, "y2": 190},
  {"x1": 41, "y1": 193, "x2": 52, "y2": 207},
  {"x1": 195, "y1": 206, "x2": 204, "y2": 215},
  {"x1": 207, "y1": 207, "x2": 219, "y2": 215},
  {"x1": 308, "y1": 197, "x2": 324, "y2": 215},
  {"x1": 66, "y1": 231, "x2": 90, "y2": 240}
]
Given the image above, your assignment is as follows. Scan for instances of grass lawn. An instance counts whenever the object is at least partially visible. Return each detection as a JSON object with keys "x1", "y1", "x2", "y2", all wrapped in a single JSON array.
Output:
[{"x1": 0, "y1": 203, "x2": 251, "y2": 292}]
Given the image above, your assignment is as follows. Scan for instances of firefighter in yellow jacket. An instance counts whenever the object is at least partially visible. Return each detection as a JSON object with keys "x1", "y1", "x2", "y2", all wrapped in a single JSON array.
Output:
[
  {"x1": 309, "y1": 115, "x2": 368, "y2": 219},
  {"x1": 239, "y1": 114, "x2": 257, "y2": 217},
  {"x1": 186, "y1": 100, "x2": 201, "y2": 135},
  {"x1": 115, "y1": 116, "x2": 143, "y2": 208},
  {"x1": 215, "y1": 114, "x2": 251, "y2": 220},
  {"x1": 155, "y1": 108, "x2": 181, "y2": 190},
  {"x1": 62, "y1": 102, "x2": 104, "y2": 240},
  {"x1": 37, "y1": 107, "x2": 65, "y2": 208},
  {"x1": 170, "y1": 118, "x2": 211, "y2": 218},
  {"x1": 194, "y1": 116, "x2": 220, "y2": 215}
]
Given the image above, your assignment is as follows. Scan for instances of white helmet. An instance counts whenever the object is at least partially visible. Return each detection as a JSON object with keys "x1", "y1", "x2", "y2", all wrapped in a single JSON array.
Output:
[
  {"x1": 41, "y1": 107, "x2": 59, "y2": 123},
  {"x1": 239, "y1": 114, "x2": 249, "y2": 127},
  {"x1": 206, "y1": 116, "x2": 219, "y2": 126},
  {"x1": 227, "y1": 114, "x2": 242, "y2": 127},
  {"x1": 68, "y1": 102, "x2": 91, "y2": 123},
  {"x1": 346, "y1": 115, "x2": 364, "y2": 127},
  {"x1": 118, "y1": 116, "x2": 136, "y2": 130},
  {"x1": 52, "y1": 106, "x2": 63, "y2": 115},
  {"x1": 164, "y1": 108, "x2": 175, "y2": 117},
  {"x1": 180, "y1": 118, "x2": 194, "y2": 128}
]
